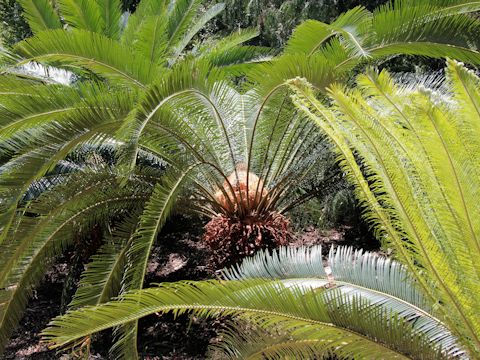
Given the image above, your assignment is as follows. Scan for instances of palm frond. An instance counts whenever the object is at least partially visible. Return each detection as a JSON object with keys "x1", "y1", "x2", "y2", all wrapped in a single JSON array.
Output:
[
  {"x1": 288, "y1": 60, "x2": 480, "y2": 357},
  {"x1": 13, "y1": 30, "x2": 159, "y2": 87},
  {"x1": 120, "y1": 0, "x2": 168, "y2": 47},
  {"x1": 116, "y1": 61, "x2": 224, "y2": 170},
  {"x1": 69, "y1": 215, "x2": 139, "y2": 309},
  {"x1": 205, "y1": 28, "x2": 260, "y2": 54},
  {"x1": 0, "y1": 170, "x2": 152, "y2": 353},
  {"x1": 110, "y1": 163, "x2": 199, "y2": 359},
  {"x1": 169, "y1": 3, "x2": 225, "y2": 62},
  {"x1": 17, "y1": 0, "x2": 62, "y2": 35},
  {"x1": 128, "y1": 15, "x2": 169, "y2": 67},
  {"x1": 286, "y1": 6, "x2": 372, "y2": 58},
  {"x1": 164, "y1": 0, "x2": 202, "y2": 53},
  {"x1": 96, "y1": 0, "x2": 122, "y2": 39},
  {"x1": 58, "y1": 0, "x2": 105, "y2": 34},
  {"x1": 0, "y1": 85, "x2": 134, "y2": 243},
  {"x1": 223, "y1": 245, "x2": 460, "y2": 356},
  {"x1": 42, "y1": 273, "x2": 458, "y2": 359},
  {"x1": 258, "y1": 0, "x2": 480, "y2": 97}
]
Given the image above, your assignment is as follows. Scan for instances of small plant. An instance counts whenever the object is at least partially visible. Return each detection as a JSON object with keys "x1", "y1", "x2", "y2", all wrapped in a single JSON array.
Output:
[
  {"x1": 0, "y1": 0, "x2": 264, "y2": 355},
  {"x1": 204, "y1": 163, "x2": 292, "y2": 264},
  {"x1": 3, "y1": 0, "x2": 480, "y2": 357},
  {"x1": 41, "y1": 60, "x2": 480, "y2": 360}
]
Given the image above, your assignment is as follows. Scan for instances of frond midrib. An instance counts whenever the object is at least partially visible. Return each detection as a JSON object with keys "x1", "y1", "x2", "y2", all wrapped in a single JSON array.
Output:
[
  {"x1": 45, "y1": 303, "x2": 411, "y2": 358},
  {"x1": 14, "y1": 55, "x2": 147, "y2": 88}
]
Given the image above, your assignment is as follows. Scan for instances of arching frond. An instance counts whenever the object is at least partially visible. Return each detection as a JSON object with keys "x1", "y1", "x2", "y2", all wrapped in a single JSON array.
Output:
[
  {"x1": 17, "y1": 0, "x2": 62, "y2": 35},
  {"x1": 120, "y1": 0, "x2": 168, "y2": 47},
  {"x1": 0, "y1": 85, "x2": 134, "y2": 244},
  {"x1": 69, "y1": 215, "x2": 140, "y2": 309},
  {"x1": 13, "y1": 30, "x2": 159, "y2": 87},
  {"x1": 110, "y1": 163, "x2": 199, "y2": 359},
  {"x1": 58, "y1": 0, "x2": 105, "y2": 34},
  {"x1": 96, "y1": 0, "x2": 122, "y2": 39},
  {"x1": 0, "y1": 169, "x2": 153, "y2": 353},
  {"x1": 0, "y1": 0, "x2": 262, "y2": 355},
  {"x1": 169, "y1": 2, "x2": 225, "y2": 62},
  {"x1": 223, "y1": 245, "x2": 460, "y2": 356},
  {"x1": 164, "y1": 0, "x2": 202, "y2": 53},
  {"x1": 288, "y1": 60, "x2": 480, "y2": 357},
  {"x1": 42, "y1": 244, "x2": 463, "y2": 359},
  {"x1": 256, "y1": 0, "x2": 480, "y2": 96}
]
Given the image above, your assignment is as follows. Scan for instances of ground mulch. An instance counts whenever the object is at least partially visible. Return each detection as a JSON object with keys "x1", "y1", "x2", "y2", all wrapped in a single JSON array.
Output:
[{"x1": 4, "y1": 216, "x2": 374, "y2": 359}]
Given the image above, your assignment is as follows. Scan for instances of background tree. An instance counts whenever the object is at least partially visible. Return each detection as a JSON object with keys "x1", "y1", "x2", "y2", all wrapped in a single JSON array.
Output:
[
  {"x1": 0, "y1": 0, "x2": 388, "y2": 48},
  {"x1": 42, "y1": 59, "x2": 480, "y2": 360},
  {"x1": 0, "y1": 0, "x2": 31, "y2": 46},
  {"x1": 2, "y1": 0, "x2": 480, "y2": 358},
  {"x1": 208, "y1": 0, "x2": 387, "y2": 48}
]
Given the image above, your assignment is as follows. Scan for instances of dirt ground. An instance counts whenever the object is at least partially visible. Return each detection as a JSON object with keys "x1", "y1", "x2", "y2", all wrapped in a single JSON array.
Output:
[{"x1": 4, "y1": 216, "x2": 377, "y2": 359}]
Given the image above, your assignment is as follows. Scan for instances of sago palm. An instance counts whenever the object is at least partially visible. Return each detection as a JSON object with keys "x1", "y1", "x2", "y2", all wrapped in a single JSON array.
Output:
[
  {"x1": 115, "y1": 76, "x2": 332, "y2": 265},
  {"x1": 42, "y1": 244, "x2": 467, "y2": 359},
  {"x1": 288, "y1": 59, "x2": 480, "y2": 357},
  {"x1": 0, "y1": 0, "x2": 264, "y2": 355},
  {"x1": 3, "y1": 0, "x2": 480, "y2": 358},
  {"x1": 42, "y1": 61, "x2": 480, "y2": 358},
  {"x1": 250, "y1": 0, "x2": 480, "y2": 95}
]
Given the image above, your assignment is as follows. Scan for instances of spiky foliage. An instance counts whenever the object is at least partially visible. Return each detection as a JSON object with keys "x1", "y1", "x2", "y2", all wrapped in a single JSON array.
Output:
[
  {"x1": 41, "y1": 62, "x2": 480, "y2": 357},
  {"x1": 39, "y1": 57, "x2": 480, "y2": 360},
  {"x1": 117, "y1": 75, "x2": 330, "y2": 266},
  {"x1": 0, "y1": 0, "x2": 264, "y2": 357},
  {"x1": 250, "y1": 0, "x2": 480, "y2": 96},
  {"x1": 288, "y1": 60, "x2": 480, "y2": 357},
  {"x1": 3, "y1": 0, "x2": 480, "y2": 358},
  {"x1": 42, "y1": 245, "x2": 465, "y2": 359},
  {"x1": 208, "y1": 0, "x2": 386, "y2": 48}
]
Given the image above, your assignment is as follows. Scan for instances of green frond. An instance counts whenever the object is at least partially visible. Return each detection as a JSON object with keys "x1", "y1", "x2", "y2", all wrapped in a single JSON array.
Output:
[
  {"x1": 164, "y1": 0, "x2": 202, "y2": 52},
  {"x1": 68, "y1": 215, "x2": 139, "y2": 309},
  {"x1": 289, "y1": 61, "x2": 480, "y2": 357},
  {"x1": 250, "y1": 45, "x2": 350, "y2": 96},
  {"x1": 96, "y1": 0, "x2": 122, "y2": 39},
  {"x1": 445, "y1": 59, "x2": 480, "y2": 179},
  {"x1": 223, "y1": 245, "x2": 460, "y2": 356},
  {"x1": 286, "y1": 6, "x2": 372, "y2": 58},
  {"x1": 13, "y1": 30, "x2": 159, "y2": 87},
  {"x1": 128, "y1": 15, "x2": 169, "y2": 67},
  {"x1": 17, "y1": 0, "x2": 62, "y2": 35},
  {"x1": 202, "y1": 46, "x2": 271, "y2": 74},
  {"x1": 0, "y1": 170, "x2": 153, "y2": 353},
  {"x1": 206, "y1": 28, "x2": 260, "y2": 54},
  {"x1": 116, "y1": 61, "x2": 223, "y2": 169},
  {"x1": 169, "y1": 2, "x2": 225, "y2": 62},
  {"x1": 0, "y1": 85, "x2": 134, "y2": 243},
  {"x1": 0, "y1": 83, "x2": 93, "y2": 142},
  {"x1": 58, "y1": 0, "x2": 105, "y2": 33},
  {"x1": 260, "y1": 0, "x2": 480, "y2": 97},
  {"x1": 120, "y1": 0, "x2": 168, "y2": 47},
  {"x1": 110, "y1": 163, "x2": 198, "y2": 359},
  {"x1": 41, "y1": 275, "x2": 457, "y2": 359},
  {"x1": 207, "y1": 325, "x2": 332, "y2": 359}
]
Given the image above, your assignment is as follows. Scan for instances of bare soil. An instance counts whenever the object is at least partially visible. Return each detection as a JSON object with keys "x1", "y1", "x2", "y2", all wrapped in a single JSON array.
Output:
[{"x1": 4, "y1": 216, "x2": 377, "y2": 359}]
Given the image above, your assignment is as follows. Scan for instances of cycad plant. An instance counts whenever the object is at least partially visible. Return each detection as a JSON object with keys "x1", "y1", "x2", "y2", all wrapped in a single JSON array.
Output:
[
  {"x1": 3, "y1": 0, "x2": 480, "y2": 358},
  {"x1": 288, "y1": 59, "x2": 480, "y2": 357},
  {"x1": 0, "y1": 0, "x2": 264, "y2": 355},
  {"x1": 123, "y1": 79, "x2": 331, "y2": 266},
  {"x1": 42, "y1": 245, "x2": 467, "y2": 359},
  {"x1": 250, "y1": 0, "x2": 480, "y2": 95},
  {"x1": 41, "y1": 61, "x2": 480, "y2": 358}
]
